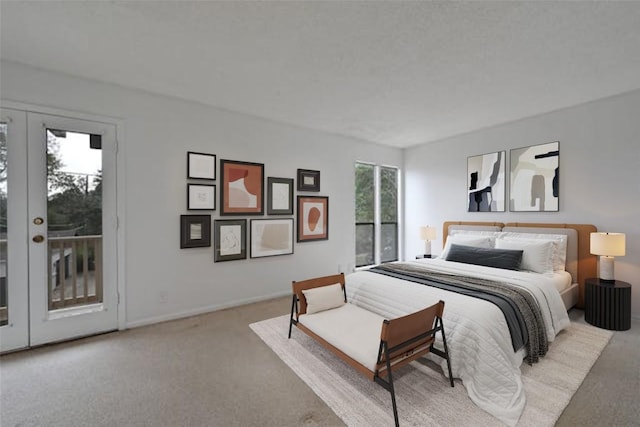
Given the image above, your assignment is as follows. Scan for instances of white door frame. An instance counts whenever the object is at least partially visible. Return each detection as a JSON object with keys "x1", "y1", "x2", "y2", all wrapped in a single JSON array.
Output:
[
  {"x1": 0, "y1": 108, "x2": 30, "y2": 351},
  {"x1": 0, "y1": 100, "x2": 126, "y2": 351}
]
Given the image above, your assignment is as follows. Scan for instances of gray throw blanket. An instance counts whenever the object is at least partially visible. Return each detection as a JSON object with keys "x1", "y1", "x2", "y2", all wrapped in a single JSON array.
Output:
[{"x1": 370, "y1": 263, "x2": 548, "y2": 364}]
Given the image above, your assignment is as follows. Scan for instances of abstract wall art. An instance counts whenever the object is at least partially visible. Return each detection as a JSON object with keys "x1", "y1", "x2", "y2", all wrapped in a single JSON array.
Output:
[
  {"x1": 297, "y1": 196, "x2": 328, "y2": 242},
  {"x1": 250, "y1": 218, "x2": 294, "y2": 258},
  {"x1": 180, "y1": 215, "x2": 211, "y2": 249},
  {"x1": 467, "y1": 151, "x2": 506, "y2": 212},
  {"x1": 220, "y1": 159, "x2": 264, "y2": 215},
  {"x1": 214, "y1": 219, "x2": 247, "y2": 262},
  {"x1": 267, "y1": 177, "x2": 294, "y2": 215},
  {"x1": 187, "y1": 184, "x2": 216, "y2": 210},
  {"x1": 187, "y1": 151, "x2": 216, "y2": 180},
  {"x1": 510, "y1": 141, "x2": 559, "y2": 212},
  {"x1": 297, "y1": 169, "x2": 320, "y2": 192}
]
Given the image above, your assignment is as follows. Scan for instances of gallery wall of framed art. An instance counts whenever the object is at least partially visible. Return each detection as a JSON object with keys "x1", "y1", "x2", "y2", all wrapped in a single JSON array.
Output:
[{"x1": 181, "y1": 151, "x2": 329, "y2": 261}]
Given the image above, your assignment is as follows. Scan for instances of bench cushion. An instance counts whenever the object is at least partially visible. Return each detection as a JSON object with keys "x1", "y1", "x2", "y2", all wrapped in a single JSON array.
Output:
[
  {"x1": 298, "y1": 303, "x2": 386, "y2": 371},
  {"x1": 302, "y1": 283, "x2": 345, "y2": 314}
]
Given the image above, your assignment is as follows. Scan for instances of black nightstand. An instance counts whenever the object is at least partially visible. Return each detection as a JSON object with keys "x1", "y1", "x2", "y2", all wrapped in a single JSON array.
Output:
[
  {"x1": 416, "y1": 254, "x2": 436, "y2": 259},
  {"x1": 584, "y1": 278, "x2": 631, "y2": 331}
]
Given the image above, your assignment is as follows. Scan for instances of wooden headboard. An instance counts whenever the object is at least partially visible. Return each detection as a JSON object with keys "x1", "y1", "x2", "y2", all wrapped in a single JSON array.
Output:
[{"x1": 442, "y1": 221, "x2": 597, "y2": 308}]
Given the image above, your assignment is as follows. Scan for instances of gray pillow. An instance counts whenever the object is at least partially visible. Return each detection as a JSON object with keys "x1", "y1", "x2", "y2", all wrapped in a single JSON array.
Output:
[{"x1": 446, "y1": 244, "x2": 523, "y2": 271}]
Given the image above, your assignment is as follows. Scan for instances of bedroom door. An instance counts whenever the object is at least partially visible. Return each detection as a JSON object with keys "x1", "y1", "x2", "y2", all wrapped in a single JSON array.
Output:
[{"x1": 0, "y1": 109, "x2": 119, "y2": 352}]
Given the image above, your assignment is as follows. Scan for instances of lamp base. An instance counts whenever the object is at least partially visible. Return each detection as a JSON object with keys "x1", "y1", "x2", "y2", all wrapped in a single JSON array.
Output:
[
  {"x1": 424, "y1": 240, "x2": 432, "y2": 257},
  {"x1": 598, "y1": 256, "x2": 615, "y2": 282}
]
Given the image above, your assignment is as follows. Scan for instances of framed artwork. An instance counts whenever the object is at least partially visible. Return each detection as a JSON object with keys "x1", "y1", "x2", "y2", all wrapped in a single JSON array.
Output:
[
  {"x1": 467, "y1": 151, "x2": 506, "y2": 212},
  {"x1": 214, "y1": 219, "x2": 247, "y2": 262},
  {"x1": 297, "y1": 169, "x2": 320, "y2": 192},
  {"x1": 188, "y1": 184, "x2": 216, "y2": 210},
  {"x1": 180, "y1": 215, "x2": 211, "y2": 249},
  {"x1": 267, "y1": 177, "x2": 294, "y2": 215},
  {"x1": 250, "y1": 218, "x2": 294, "y2": 258},
  {"x1": 510, "y1": 141, "x2": 559, "y2": 212},
  {"x1": 187, "y1": 151, "x2": 216, "y2": 180},
  {"x1": 297, "y1": 195, "x2": 328, "y2": 242},
  {"x1": 220, "y1": 159, "x2": 264, "y2": 215}
]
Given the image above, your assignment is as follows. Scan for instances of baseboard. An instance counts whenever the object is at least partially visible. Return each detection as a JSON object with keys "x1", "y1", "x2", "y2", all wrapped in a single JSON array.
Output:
[{"x1": 125, "y1": 290, "x2": 290, "y2": 329}]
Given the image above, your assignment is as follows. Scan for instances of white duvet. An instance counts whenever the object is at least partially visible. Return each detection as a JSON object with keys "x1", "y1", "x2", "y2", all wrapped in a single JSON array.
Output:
[{"x1": 345, "y1": 258, "x2": 570, "y2": 426}]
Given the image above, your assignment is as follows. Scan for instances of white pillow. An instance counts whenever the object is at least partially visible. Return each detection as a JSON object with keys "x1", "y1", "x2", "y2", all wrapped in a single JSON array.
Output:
[
  {"x1": 498, "y1": 232, "x2": 568, "y2": 271},
  {"x1": 440, "y1": 235, "x2": 495, "y2": 259},
  {"x1": 494, "y1": 239, "x2": 554, "y2": 274},
  {"x1": 450, "y1": 230, "x2": 502, "y2": 238},
  {"x1": 302, "y1": 283, "x2": 345, "y2": 314}
]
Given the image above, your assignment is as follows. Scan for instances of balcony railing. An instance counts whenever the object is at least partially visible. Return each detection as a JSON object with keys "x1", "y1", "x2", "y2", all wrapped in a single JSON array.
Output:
[
  {"x1": 48, "y1": 235, "x2": 103, "y2": 310},
  {"x1": 0, "y1": 235, "x2": 102, "y2": 323}
]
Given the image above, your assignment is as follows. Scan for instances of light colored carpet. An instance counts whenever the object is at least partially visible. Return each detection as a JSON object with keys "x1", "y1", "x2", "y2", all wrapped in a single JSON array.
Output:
[{"x1": 250, "y1": 315, "x2": 613, "y2": 427}]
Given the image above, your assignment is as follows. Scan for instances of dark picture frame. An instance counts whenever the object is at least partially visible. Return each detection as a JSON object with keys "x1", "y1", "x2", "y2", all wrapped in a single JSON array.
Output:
[
  {"x1": 267, "y1": 177, "x2": 294, "y2": 215},
  {"x1": 220, "y1": 159, "x2": 264, "y2": 215},
  {"x1": 467, "y1": 151, "x2": 506, "y2": 212},
  {"x1": 297, "y1": 169, "x2": 320, "y2": 192},
  {"x1": 180, "y1": 215, "x2": 211, "y2": 249},
  {"x1": 250, "y1": 218, "x2": 294, "y2": 258},
  {"x1": 187, "y1": 151, "x2": 216, "y2": 180},
  {"x1": 510, "y1": 141, "x2": 560, "y2": 212},
  {"x1": 187, "y1": 184, "x2": 216, "y2": 210},
  {"x1": 297, "y1": 195, "x2": 328, "y2": 242},
  {"x1": 214, "y1": 219, "x2": 247, "y2": 262}
]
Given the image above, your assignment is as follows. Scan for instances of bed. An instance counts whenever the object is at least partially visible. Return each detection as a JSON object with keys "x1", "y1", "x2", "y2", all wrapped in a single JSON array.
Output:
[{"x1": 345, "y1": 222, "x2": 596, "y2": 426}]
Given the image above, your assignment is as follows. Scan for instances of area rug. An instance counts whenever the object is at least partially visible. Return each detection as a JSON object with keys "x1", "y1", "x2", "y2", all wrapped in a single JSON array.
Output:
[{"x1": 250, "y1": 315, "x2": 613, "y2": 427}]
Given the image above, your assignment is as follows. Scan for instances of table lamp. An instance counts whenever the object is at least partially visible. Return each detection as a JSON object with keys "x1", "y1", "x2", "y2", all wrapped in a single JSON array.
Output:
[
  {"x1": 590, "y1": 232, "x2": 625, "y2": 282},
  {"x1": 420, "y1": 226, "x2": 437, "y2": 257}
]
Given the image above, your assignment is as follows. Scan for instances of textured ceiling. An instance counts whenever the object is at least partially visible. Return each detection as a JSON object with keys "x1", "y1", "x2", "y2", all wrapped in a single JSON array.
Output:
[{"x1": 2, "y1": 1, "x2": 640, "y2": 148}]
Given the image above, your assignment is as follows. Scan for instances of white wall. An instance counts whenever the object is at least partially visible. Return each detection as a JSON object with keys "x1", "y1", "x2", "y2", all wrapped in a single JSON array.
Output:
[
  {"x1": 1, "y1": 60, "x2": 402, "y2": 327},
  {"x1": 404, "y1": 89, "x2": 640, "y2": 318}
]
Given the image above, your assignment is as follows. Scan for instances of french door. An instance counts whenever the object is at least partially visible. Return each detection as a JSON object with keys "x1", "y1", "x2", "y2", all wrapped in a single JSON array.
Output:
[{"x1": 0, "y1": 108, "x2": 118, "y2": 352}]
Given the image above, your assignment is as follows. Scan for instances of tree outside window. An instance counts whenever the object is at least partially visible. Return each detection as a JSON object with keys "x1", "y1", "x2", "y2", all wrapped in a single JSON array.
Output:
[{"x1": 355, "y1": 162, "x2": 399, "y2": 267}]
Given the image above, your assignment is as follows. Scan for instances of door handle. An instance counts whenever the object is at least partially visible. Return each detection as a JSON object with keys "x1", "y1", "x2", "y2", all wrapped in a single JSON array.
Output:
[{"x1": 32, "y1": 235, "x2": 45, "y2": 243}]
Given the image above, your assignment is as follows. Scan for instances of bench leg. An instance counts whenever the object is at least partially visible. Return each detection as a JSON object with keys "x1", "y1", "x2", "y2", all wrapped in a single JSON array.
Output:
[
  {"x1": 439, "y1": 319, "x2": 454, "y2": 388},
  {"x1": 288, "y1": 294, "x2": 297, "y2": 339},
  {"x1": 386, "y1": 359, "x2": 400, "y2": 427}
]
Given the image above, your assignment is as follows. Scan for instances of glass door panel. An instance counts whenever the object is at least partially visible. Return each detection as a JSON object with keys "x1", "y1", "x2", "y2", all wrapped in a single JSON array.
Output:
[{"x1": 46, "y1": 129, "x2": 103, "y2": 311}]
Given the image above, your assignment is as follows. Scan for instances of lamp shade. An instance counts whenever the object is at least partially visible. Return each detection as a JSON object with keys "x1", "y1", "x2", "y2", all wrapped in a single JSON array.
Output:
[
  {"x1": 420, "y1": 226, "x2": 437, "y2": 241},
  {"x1": 590, "y1": 232, "x2": 626, "y2": 257}
]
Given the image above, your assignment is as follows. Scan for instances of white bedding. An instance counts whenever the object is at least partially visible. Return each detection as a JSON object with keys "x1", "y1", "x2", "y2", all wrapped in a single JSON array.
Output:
[
  {"x1": 550, "y1": 270, "x2": 572, "y2": 292},
  {"x1": 345, "y1": 258, "x2": 570, "y2": 426}
]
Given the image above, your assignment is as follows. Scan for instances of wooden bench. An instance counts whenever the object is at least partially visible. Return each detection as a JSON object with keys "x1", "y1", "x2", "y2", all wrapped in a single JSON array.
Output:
[{"x1": 288, "y1": 273, "x2": 454, "y2": 426}]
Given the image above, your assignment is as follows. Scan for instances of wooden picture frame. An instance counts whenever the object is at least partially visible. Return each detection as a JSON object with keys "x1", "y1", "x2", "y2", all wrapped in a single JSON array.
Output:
[
  {"x1": 297, "y1": 169, "x2": 320, "y2": 192},
  {"x1": 220, "y1": 159, "x2": 264, "y2": 215},
  {"x1": 187, "y1": 151, "x2": 216, "y2": 180},
  {"x1": 180, "y1": 215, "x2": 211, "y2": 248},
  {"x1": 214, "y1": 219, "x2": 247, "y2": 262},
  {"x1": 267, "y1": 177, "x2": 294, "y2": 215},
  {"x1": 250, "y1": 218, "x2": 294, "y2": 258},
  {"x1": 467, "y1": 151, "x2": 505, "y2": 212},
  {"x1": 187, "y1": 184, "x2": 216, "y2": 210},
  {"x1": 297, "y1": 196, "x2": 328, "y2": 242}
]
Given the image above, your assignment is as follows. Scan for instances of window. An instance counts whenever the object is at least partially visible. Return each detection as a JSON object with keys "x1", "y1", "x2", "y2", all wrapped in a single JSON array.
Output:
[{"x1": 355, "y1": 162, "x2": 399, "y2": 267}]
